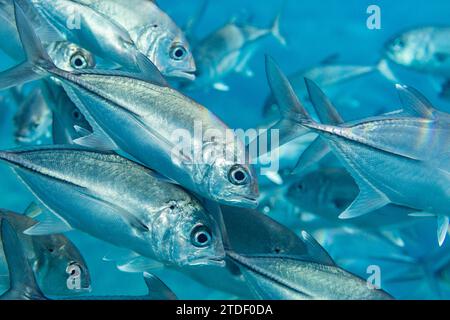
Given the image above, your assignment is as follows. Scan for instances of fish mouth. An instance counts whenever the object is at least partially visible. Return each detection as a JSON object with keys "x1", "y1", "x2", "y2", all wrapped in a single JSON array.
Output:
[
  {"x1": 15, "y1": 135, "x2": 32, "y2": 143},
  {"x1": 237, "y1": 196, "x2": 259, "y2": 208},
  {"x1": 167, "y1": 70, "x2": 196, "y2": 81},
  {"x1": 186, "y1": 254, "x2": 226, "y2": 267}
]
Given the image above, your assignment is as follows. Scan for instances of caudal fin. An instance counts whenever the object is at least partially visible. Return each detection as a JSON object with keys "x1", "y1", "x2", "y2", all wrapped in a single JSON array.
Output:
[
  {"x1": 246, "y1": 55, "x2": 311, "y2": 159},
  {"x1": 0, "y1": 0, "x2": 55, "y2": 91},
  {"x1": 0, "y1": 219, "x2": 46, "y2": 300},
  {"x1": 270, "y1": 4, "x2": 287, "y2": 46}
]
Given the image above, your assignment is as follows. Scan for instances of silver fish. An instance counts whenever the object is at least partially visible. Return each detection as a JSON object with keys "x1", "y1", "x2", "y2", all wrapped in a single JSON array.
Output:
[
  {"x1": 0, "y1": 1, "x2": 97, "y2": 72},
  {"x1": 264, "y1": 55, "x2": 450, "y2": 245},
  {"x1": 39, "y1": 81, "x2": 93, "y2": 145},
  {"x1": 77, "y1": 0, "x2": 196, "y2": 80},
  {"x1": 227, "y1": 235, "x2": 393, "y2": 300},
  {"x1": 0, "y1": 219, "x2": 46, "y2": 300},
  {"x1": 263, "y1": 58, "x2": 376, "y2": 120},
  {"x1": 187, "y1": 8, "x2": 286, "y2": 91},
  {"x1": 385, "y1": 27, "x2": 450, "y2": 77},
  {"x1": 0, "y1": 207, "x2": 91, "y2": 296},
  {"x1": 286, "y1": 168, "x2": 414, "y2": 231},
  {"x1": 179, "y1": 205, "x2": 309, "y2": 299},
  {"x1": 13, "y1": 85, "x2": 52, "y2": 144},
  {"x1": 2, "y1": 1, "x2": 259, "y2": 207},
  {"x1": 0, "y1": 146, "x2": 225, "y2": 267}
]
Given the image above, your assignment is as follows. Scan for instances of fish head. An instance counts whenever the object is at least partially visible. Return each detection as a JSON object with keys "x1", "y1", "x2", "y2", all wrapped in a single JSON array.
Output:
[
  {"x1": 138, "y1": 26, "x2": 196, "y2": 80},
  {"x1": 152, "y1": 197, "x2": 225, "y2": 267},
  {"x1": 206, "y1": 156, "x2": 259, "y2": 208},
  {"x1": 32, "y1": 234, "x2": 91, "y2": 296},
  {"x1": 13, "y1": 89, "x2": 51, "y2": 144},
  {"x1": 384, "y1": 28, "x2": 434, "y2": 68},
  {"x1": 285, "y1": 172, "x2": 319, "y2": 208},
  {"x1": 47, "y1": 41, "x2": 96, "y2": 72}
]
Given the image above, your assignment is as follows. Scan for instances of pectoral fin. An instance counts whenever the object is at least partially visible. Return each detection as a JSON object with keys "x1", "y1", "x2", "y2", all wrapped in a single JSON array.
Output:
[
  {"x1": 23, "y1": 212, "x2": 73, "y2": 235},
  {"x1": 62, "y1": 84, "x2": 119, "y2": 151},
  {"x1": 437, "y1": 215, "x2": 449, "y2": 247},
  {"x1": 117, "y1": 256, "x2": 163, "y2": 273}
]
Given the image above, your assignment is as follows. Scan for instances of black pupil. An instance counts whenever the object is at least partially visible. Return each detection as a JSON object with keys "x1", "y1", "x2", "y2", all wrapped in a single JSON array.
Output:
[
  {"x1": 170, "y1": 205, "x2": 175, "y2": 210},
  {"x1": 233, "y1": 170, "x2": 245, "y2": 181},
  {"x1": 74, "y1": 57, "x2": 84, "y2": 67},
  {"x1": 49, "y1": 248, "x2": 54, "y2": 253},
  {"x1": 175, "y1": 48, "x2": 184, "y2": 58},
  {"x1": 298, "y1": 184, "x2": 303, "y2": 190},
  {"x1": 197, "y1": 232, "x2": 208, "y2": 244}
]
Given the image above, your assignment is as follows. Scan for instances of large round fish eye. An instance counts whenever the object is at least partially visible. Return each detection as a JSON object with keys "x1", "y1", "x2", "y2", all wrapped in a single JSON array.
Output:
[
  {"x1": 170, "y1": 44, "x2": 187, "y2": 61},
  {"x1": 190, "y1": 225, "x2": 212, "y2": 248},
  {"x1": 228, "y1": 165, "x2": 249, "y2": 186},
  {"x1": 70, "y1": 53, "x2": 89, "y2": 69}
]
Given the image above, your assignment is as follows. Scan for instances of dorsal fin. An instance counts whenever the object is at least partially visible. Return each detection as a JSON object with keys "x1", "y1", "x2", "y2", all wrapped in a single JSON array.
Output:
[
  {"x1": 395, "y1": 84, "x2": 436, "y2": 119},
  {"x1": 304, "y1": 78, "x2": 344, "y2": 125}
]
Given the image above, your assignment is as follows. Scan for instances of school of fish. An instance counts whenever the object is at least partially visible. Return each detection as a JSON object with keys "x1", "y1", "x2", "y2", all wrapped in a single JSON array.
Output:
[{"x1": 0, "y1": 0, "x2": 448, "y2": 300}]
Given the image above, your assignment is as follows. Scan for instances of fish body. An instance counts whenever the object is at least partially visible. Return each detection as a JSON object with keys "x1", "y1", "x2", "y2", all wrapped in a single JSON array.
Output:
[
  {"x1": 302, "y1": 116, "x2": 450, "y2": 217},
  {"x1": 77, "y1": 0, "x2": 196, "y2": 79},
  {"x1": 264, "y1": 56, "x2": 450, "y2": 243},
  {"x1": 286, "y1": 168, "x2": 414, "y2": 230},
  {"x1": 385, "y1": 27, "x2": 450, "y2": 77},
  {"x1": 0, "y1": 209, "x2": 91, "y2": 296},
  {"x1": 49, "y1": 66, "x2": 259, "y2": 207},
  {"x1": 0, "y1": 146, "x2": 225, "y2": 267},
  {"x1": 13, "y1": 85, "x2": 52, "y2": 144},
  {"x1": 189, "y1": 13, "x2": 285, "y2": 91},
  {"x1": 227, "y1": 252, "x2": 392, "y2": 300}
]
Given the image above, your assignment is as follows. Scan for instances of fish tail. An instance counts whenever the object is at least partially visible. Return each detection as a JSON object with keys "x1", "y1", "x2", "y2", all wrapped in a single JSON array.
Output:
[
  {"x1": 0, "y1": 218, "x2": 46, "y2": 300},
  {"x1": 270, "y1": 4, "x2": 287, "y2": 46},
  {"x1": 0, "y1": 0, "x2": 56, "y2": 91},
  {"x1": 248, "y1": 56, "x2": 312, "y2": 157}
]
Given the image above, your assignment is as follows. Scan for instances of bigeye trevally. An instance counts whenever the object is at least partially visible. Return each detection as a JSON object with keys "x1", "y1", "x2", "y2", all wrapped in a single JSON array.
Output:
[
  {"x1": 185, "y1": 3, "x2": 286, "y2": 91},
  {"x1": 385, "y1": 27, "x2": 450, "y2": 77},
  {"x1": 0, "y1": 0, "x2": 259, "y2": 208},
  {"x1": 177, "y1": 205, "x2": 309, "y2": 299},
  {"x1": 76, "y1": 0, "x2": 196, "y2": 80},
  {"x1": 0, "y1": 146, "x2": 225, "y2": 268},
  {"x1": 384, "y1": 27, "x2": 450, "y2": 98},
  {"x1": 226, "y1": 248, "x2": 393, "y2": 300},
  {"x1": 13, "y1": 85, "x2": 52, "y2": 144},
  {"x1": 286, "y1": 168, "x2": 415, "y2": 232},
  {"x1": 264, "y1": 55, "x2": 450, "y2": 245},
  {"x1": 0, "y1": 207, "x2": 91, "y2": 296}
]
